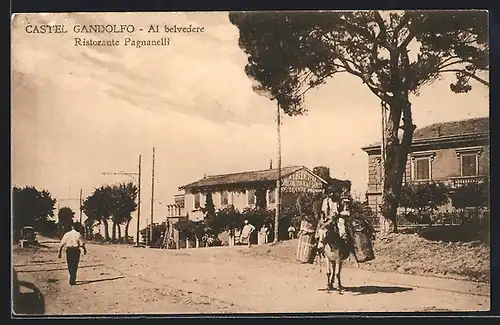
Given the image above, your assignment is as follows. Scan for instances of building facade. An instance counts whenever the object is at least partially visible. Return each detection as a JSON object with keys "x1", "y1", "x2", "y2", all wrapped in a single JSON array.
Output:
[
  {"x1": 361, "y1": 117, "x2": 489, "y2": 213},
  {"x1": 167, "y1": 165, "x2": 328, "y2": 222}
]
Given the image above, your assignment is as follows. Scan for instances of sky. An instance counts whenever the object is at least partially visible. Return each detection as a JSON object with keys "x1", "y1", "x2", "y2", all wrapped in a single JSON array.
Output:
[{"x1": 11, "y1": 12, "x2": 489, "y2": 239}]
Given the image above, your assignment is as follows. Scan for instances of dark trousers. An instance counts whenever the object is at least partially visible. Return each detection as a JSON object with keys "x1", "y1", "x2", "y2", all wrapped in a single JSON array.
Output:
[{"x1": 66, "y1": 247, "x2": 81, "y2": 284}]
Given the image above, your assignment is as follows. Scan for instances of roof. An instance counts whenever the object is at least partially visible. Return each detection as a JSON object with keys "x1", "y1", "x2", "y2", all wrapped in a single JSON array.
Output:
[
  {"x1": 413, "y1": 116, "x2": 489, "y2": 139},
  {"x1": 362, "y1": 116, "x2": 489, "y2": 150},
  {"x1": 179, "y1": 166, "x2": 327, "y2": 190}
]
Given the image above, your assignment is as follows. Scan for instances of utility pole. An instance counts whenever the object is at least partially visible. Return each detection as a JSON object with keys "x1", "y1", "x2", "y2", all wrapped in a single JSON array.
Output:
[
  {"x1": 136, "y1": 155, "x2": 142, "y2": 247},
  {"x1": 79, "y1": 189, "x2": 83, "y2": 224},
  {"x1": 149, "y1": 147, "x2": 155, "y2": 247},
  {"x1": 274, "y1": 102, "x2": 281, "y2": 243}
]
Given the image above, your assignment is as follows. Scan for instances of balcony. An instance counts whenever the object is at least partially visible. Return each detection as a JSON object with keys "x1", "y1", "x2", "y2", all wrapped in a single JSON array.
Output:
[
  {"x1": 166, "y1": 204, "x2": 185, "y2": 218},
  {"x1": 447, "y1": 175, "x2": 488, "y2": 189}
]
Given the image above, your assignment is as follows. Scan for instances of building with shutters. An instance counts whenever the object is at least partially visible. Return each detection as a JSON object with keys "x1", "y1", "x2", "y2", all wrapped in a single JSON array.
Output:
[
  {"x1": 361, "y1": 116, "x2": 489, "y2": 214},
  {"x1": 168, "y1": 165, "x2": 329, "y2": 222}
]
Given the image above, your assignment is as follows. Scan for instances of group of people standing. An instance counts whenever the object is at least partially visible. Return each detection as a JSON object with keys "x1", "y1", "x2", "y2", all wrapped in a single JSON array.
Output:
[{"x1": 238, "y1": 220, "x2": 274, "y2": 247}]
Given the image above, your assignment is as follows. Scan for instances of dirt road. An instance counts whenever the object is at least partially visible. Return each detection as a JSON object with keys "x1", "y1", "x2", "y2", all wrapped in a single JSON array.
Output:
[{"x1": 12, "y1": 240, "x2": 490, "y2": 315}]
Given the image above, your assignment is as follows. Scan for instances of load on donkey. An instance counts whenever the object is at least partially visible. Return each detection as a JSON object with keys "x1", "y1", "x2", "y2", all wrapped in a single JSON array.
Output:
[{"x1": 295, "y1": 179, "x2": 376, "y2": 293}]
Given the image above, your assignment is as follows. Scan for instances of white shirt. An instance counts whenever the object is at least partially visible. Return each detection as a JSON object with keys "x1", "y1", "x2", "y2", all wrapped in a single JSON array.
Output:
[
  {"x1": 60, "y1": 229, "x2": 84, "y2": 248},
  {"x1": 321, "y1": 197, "x2": 338, "y2": 218},
  {"x1": 240, "y1": 224, "x2": 255, "y2": 238}
]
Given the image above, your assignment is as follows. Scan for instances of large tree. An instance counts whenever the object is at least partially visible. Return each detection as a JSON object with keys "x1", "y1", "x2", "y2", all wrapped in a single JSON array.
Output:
[
  {"x1": 110, "y1": 182, "x2": 138, "y2": 241},
  {"x1": 12, "y1": 186, "x2": 56, "y2": 240},
  {"x1": 229, "y1": 10, "x2": 488, "y2": 233},
  {"x1": 81, "y1": 186, "x2": 114, "y2": 241},
  {"x1": 57, "y1": 206, "x2": 75, "y2": 235}
]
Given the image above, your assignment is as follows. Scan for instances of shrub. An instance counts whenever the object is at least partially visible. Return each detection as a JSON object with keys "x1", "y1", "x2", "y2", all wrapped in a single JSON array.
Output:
[
  {"x1": 450, "y1": 181, "x2": 489, "y2": 210},
  {"x1": 433, "y1": 211, "x2": 463, "y2": 225},
  {"x1": 399, "y1": 182, "x2": 449, "y2": 225}
]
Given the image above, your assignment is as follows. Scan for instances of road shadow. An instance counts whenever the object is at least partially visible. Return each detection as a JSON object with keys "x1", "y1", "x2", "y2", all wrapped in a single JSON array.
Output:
[
  {"x1": 344, "y1": 285, "x2": 413, "y2": 295},
  {"x1": 76, "y1": 276, "x2": 125, "y2": 285},
  {"x1": 13, "y1": 281, "x2": 45, "y2": 315}
]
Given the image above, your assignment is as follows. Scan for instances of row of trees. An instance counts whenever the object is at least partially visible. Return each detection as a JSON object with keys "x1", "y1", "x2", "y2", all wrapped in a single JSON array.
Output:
[
  {"x1": 81, "y1": 182, "x2": 138, "y2": 242},
  {"x1": 171, "y1": 204, "x2": 300, "y2": 247},
  {"x1": 12, "y1": 182, "x2": 139, "y2": 243}
]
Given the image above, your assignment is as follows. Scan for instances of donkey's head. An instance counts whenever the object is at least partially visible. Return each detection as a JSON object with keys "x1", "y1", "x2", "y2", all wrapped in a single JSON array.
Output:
[{"x1": 318, "y1": 217, "x2": 347, "y2": 246}]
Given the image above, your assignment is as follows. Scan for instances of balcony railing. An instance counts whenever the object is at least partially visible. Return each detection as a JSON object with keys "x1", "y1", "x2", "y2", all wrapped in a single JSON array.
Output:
[
  {"x1": 166, "y1": 204, "x2": 185, "y2": 218},
  {"x1": 368, "y1": 175, "x2": 488, "y2": 190},
  {"x1": 447, "y1": 175, "x2": 488, "y2": 189}
]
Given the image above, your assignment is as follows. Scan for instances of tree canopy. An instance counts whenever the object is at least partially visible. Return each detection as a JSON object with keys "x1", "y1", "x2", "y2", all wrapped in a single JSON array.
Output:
[
  {"x1": 57, "y1": 206, "x2": 75, "y2": 233},
  {"x1": 229, "y1": 10, "x2": 488, "y2": 113},
  {"x1": 82, "y1": 182, "x2": 138, "y2": 241},
  {"x1": 12, "y1": 186, "x2": 56, "y2": 239}
]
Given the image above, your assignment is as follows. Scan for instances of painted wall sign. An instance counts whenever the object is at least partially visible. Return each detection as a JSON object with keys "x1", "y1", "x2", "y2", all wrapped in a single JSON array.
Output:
[{"x1": 281, "y1": 170, "x2": 324, "y2": 193}]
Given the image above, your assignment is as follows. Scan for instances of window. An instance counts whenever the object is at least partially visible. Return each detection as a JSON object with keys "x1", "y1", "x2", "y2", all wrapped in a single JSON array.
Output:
[
  {"x1": 221, "y1": 190, "x2": 229, "y2": 206},
  {"x1": 174, "y1": 195, "x2": 185, "y2": 209},
  {"x1": 199, "y1": 193, "x2": 205, "y2": 208},
  {"x1": 268, "y1": 189, "x2": 276, "y2": 204},
  {"x1": 193, "y1": 193, "x2": 200, "y2": 209},
  {"x1": 461, "y1": 153, "x2": 478, "y2": 176},
  {"x1": 415, "y1": 157, "x2": 430, "y2": 181},
  {"x1": 247, "y1": 189, "x2": 256, "y2": 205}
]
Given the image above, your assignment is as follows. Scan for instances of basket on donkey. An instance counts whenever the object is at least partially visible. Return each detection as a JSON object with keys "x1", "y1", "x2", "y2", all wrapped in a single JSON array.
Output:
[
  {"x1": 295, "y1": 193, "x2": 322, "y2": 264},
  {"x1": 348, "y1": 216, "x2": 375, "y2": 263}
]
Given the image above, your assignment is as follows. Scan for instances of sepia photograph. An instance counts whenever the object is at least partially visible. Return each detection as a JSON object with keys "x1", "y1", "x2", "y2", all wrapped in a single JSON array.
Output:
[{"x1": 11, "y1": 10, "x2": 490, "y2": 315}]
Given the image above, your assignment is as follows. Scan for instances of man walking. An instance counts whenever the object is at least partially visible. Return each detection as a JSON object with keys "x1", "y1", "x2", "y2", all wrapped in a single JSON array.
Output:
[{"x1": 58, "y1": 222, "x2": 87, "y2": 285}]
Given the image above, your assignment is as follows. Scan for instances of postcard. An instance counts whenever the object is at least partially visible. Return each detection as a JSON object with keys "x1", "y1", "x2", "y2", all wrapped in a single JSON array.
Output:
[{"x1": 11, "y1": 11, "x2": 490, "y2": 315}]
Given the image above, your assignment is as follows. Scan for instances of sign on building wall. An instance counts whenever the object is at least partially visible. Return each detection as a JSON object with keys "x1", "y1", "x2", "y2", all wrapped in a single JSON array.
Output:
[{"x1": 281, "y1": 169, "x2": 324, "y2": 193}]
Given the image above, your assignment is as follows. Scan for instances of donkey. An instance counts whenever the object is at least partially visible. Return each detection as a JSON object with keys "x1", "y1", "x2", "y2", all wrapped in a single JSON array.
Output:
[{"x1": 316, "y1": 217, "x2": 353, "y2": 294}]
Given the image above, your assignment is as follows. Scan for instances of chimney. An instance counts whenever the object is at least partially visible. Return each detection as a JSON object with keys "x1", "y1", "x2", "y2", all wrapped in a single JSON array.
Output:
[
  {"x1": 269, "y1": 159, "x2": 273, "y2": 169},
  {"x1": 437, "y1": 125, "x2": 442, "y2": 137},
  {"x1": 203, "y1": 174, "x2": 207, "y2": 178}
]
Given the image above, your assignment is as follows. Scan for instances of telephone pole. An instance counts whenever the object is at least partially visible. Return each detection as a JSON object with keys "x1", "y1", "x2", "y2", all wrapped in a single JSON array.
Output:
[
  {"x1": 136, "y1": 155, "x2": 142, "y2": 246},
  {"x1": 274, "y1": 102, "x2": 281, "y2": 243},
  {"x1": 149, "y1": 147, "x2": 155, "y2": 247},
  {"x1": 79, "y1": 189, "x2": 83, "y2": 224}
]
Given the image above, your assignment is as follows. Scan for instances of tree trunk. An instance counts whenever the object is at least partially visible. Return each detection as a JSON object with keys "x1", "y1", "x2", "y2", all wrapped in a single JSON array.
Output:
[
  {"x1": 125, "y1": 220, "x2": 130, "y2": 240},
  {"x1": 111, "y1": 222, "x2": 117, "y2": 242},
  {"x1": 117, "y1": 224, "x2": 122, "y2": 241},
  {"x1": 380, "y1": 97, "x2": 416, "y2": 235},
  {"x1": 102, "y1": 219, "x2": 110, "y2": 241},
  {"x1": 87, "y1": 225, "x2": 93, "y2": 239}
]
